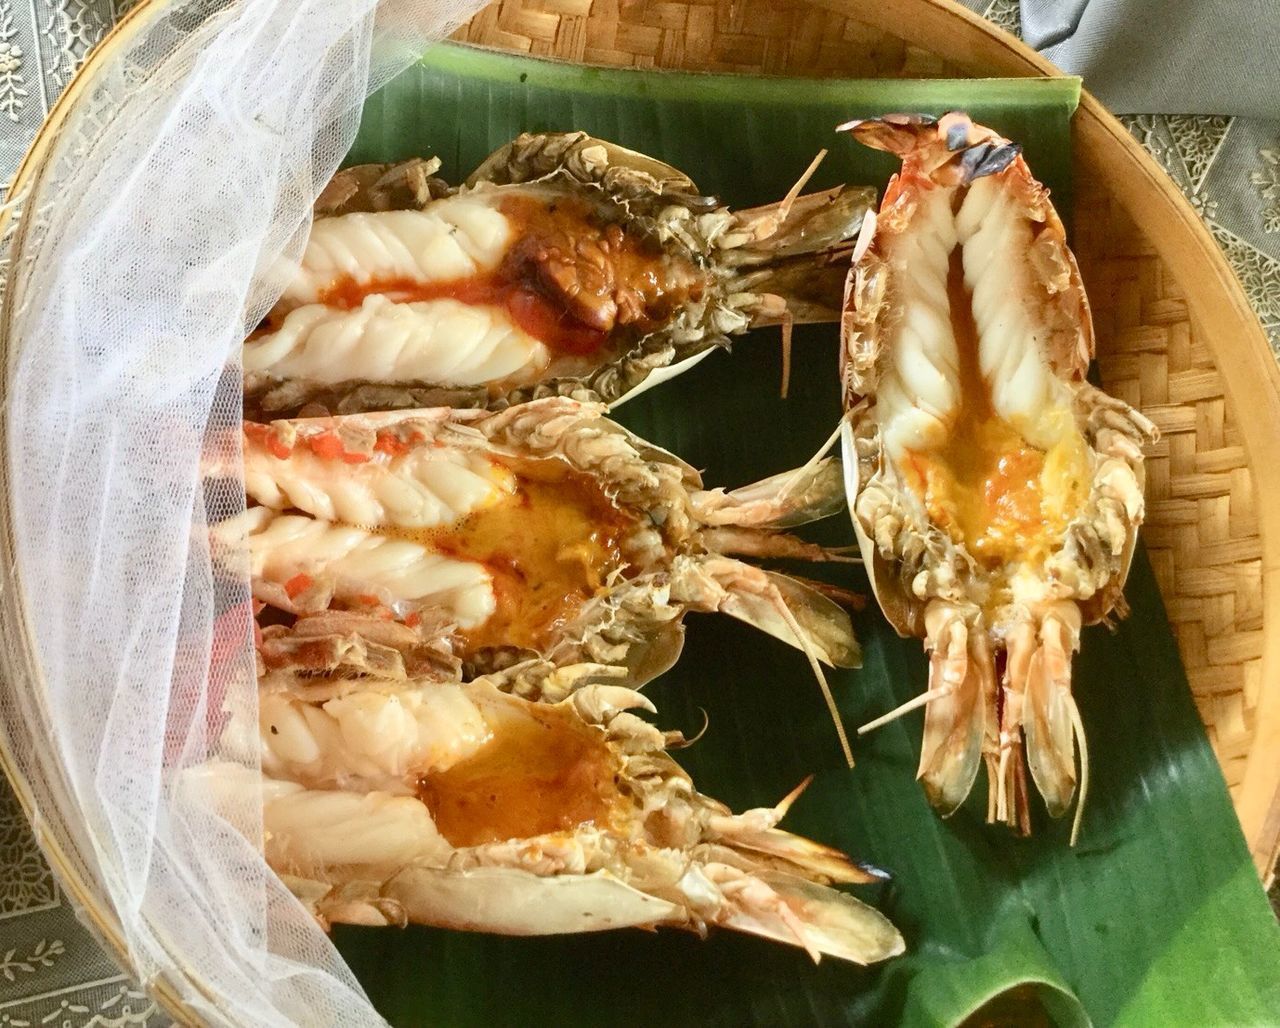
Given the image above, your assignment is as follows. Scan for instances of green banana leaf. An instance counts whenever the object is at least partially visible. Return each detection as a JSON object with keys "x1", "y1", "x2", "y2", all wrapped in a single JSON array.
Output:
[{"x1": 333, "y1": 44, "x2": 1280, "y2": 1026}]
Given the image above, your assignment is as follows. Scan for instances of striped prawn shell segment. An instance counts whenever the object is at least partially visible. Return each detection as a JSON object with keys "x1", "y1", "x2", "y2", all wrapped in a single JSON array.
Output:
[
  {"x1": 838, "y1": 113, "x2": 1157, "y2": 836},
  {"x1": 245, "y1": 131, "x2": 874, "y2": 416},
  {"x1": 195, "y1": 666, "x2": 903, "y2": 964},
  {"x1": 215, "y1": 398, "x2": 859, "y2": 692}
]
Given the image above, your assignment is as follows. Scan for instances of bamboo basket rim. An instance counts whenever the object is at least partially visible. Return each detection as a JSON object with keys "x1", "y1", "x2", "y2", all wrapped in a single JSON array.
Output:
[{"x1": 0, "y1": 1, "x2": 1274, "y2": 1025}]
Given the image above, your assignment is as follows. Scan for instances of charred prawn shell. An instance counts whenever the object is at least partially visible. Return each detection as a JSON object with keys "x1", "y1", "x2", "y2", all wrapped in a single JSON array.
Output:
[
  {"x1": 198, "y1": 659, "x2": 902, "y2": 963},
  {"x1": 213, "y1": 398, "x2": 860, "y2": 759},
  {"x1": 245, "y1": 132, "x2": 873, "y2": 416},
  {"x1": 838, "y1": 114, "x2": 1156, "y2": 837}
]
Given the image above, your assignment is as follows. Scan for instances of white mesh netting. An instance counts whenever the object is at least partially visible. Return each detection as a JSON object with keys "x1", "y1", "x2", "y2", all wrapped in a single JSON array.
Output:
[{"x1": 0, "y1": 0, "x2": 485, "y2": 1022}]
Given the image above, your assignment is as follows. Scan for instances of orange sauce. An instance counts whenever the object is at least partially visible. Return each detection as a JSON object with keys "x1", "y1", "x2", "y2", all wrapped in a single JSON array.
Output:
[
  {"x1": 422, "y1": 458, "x2": 637, "y2": 656},
  {"x1": 417, "y1": 701, "x2": 623, "y2": 847},
  {"x1": 900, "y1": 246, "x2": 1064, "y2": 570},
  {"x1": 315, "y1": 193, "x2": 707, "y2": 358},
  {"x1": 319, "y1": 270, "x2": 607, "y2": 356}
]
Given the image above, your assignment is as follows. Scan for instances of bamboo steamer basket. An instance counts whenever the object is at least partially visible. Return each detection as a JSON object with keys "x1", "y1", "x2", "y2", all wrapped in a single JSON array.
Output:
[{"x1": 0, "y1": 0, "x2": 1276, "y2": 1022}]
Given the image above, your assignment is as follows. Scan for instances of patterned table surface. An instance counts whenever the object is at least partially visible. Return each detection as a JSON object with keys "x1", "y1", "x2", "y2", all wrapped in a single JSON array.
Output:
[{"x1": 0, "y1": 2, "x2": 1277, "y2": 1024}]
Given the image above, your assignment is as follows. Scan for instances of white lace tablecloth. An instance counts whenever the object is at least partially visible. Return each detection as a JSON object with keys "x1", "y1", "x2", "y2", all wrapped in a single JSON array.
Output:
[{"x1": 0, "y1": 2, "x2": 1276, "y2": 1024}]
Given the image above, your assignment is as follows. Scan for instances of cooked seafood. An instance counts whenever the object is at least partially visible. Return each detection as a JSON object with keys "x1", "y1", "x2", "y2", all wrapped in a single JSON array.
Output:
[
  {"x1": 244, "y1": 132, "x2": 873, "y2": 415},
  {"x1": 215, "y1": 396, "x2": 861, "y2": 760},
  {"x1": 196, "y1": 661, "x2": 903, "y2": 963},
  {"x1": 838, "y1": 114, "x2": 1157, "y2": 836}
]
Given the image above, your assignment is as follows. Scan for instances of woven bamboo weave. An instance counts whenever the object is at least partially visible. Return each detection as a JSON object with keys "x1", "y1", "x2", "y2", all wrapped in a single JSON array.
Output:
[
  {"x1": 1076, "y1": 195, "x2": 1264, "y2": 796},
  {"x1": 458, "y1": 0, "x2": 1280, "y2": 874},
  {"x1": 456, "y1": 0, "x2": 954, "y2": 76}
]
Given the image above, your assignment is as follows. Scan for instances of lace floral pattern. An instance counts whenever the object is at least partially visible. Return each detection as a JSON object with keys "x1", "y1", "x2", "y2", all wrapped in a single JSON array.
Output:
[
  {"x1": 0, "y1": 0, "x2": 111, "y2": 191},
  {"x1": 0, "y1": 2, "x2": 28, "y2": 123},
  {"x1": 1165, "y1": 115, "x2": 1232, "y2": 190},
  {"x1": 41, "y1": 0, "x2": 109, "y2": 94},
  {"x1": 1121, "y1": 113, "x2": 1280, "y2": 352},
  {"x1": 982, "y1": 0, "x2": 1021, "y2": 34},
  {"x1": 1119, "y1": 114, "x2": 1233, "y2": 202},
  {"x1": 0, "y1": 779, "x2": 163, "y2": 1018},
  {"x1": 0, "y1": 788, "x2": 56, "y2": 917},
  {"x1": 0, "y1": 979, "x2": 159, "y2": 1026},
  {"x1": 1208, "y1": 219, "x2": 1280, "y2": 343},
  {"x1": 1250, "y1": 149, "x2": 1280, "y2": 234},
  {"x1": 0, "y1": 941, "x2": 64, "y2": 984}
]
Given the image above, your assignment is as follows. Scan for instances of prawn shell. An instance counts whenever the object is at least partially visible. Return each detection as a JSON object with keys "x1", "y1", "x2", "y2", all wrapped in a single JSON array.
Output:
[
  {"x1": 251, "y1": 131, "x2": 872, "y2": 417},
  {"x1": 837, "y1": 113, "x2": 1158, "y2": 832},
  {"x1": 465, "y1": 130, "x2": 706, "y2": 200},
  {"x1": 840, "y1": 418, "x2": 918, "y2": 640},
  {"x1": 838, "y1": 113, "x2": 1131, "y2": 633},
  {"x1": 229, "y1": 397, "x2": 860, "y2": 687},
  {"x1": 315, "y1": 157, "x2": 451, "y2": 215},
  {"x1": 222, "y1": 670, "x2": 902, "y2": 965}
]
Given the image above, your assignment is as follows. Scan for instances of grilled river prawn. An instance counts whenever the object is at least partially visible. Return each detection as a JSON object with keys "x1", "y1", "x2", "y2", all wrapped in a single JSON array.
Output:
[
  {"x1": 196, "y1": 660, "x2": 902, "y2": 962},
  {"x1": 216, "y1": 397, "x2": 861, "y2": 758},
  {"x1": 245, "y1": 132, "x2": 873, "y2": 415},
  {"x1": 838, "y1": 114, "x2": 1157, "y2": 836}
]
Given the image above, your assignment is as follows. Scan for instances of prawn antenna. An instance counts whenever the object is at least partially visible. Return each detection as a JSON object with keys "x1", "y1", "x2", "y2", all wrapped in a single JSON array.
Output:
[
  {"x1": 858, "y1": 686, "x2": 951, "y2": 735},
  {"x1": 777, "y1": 148, "x2": 829, "y2": 224},
  {"x1": 777, "y1": 415, "x2": 848, "y2": 504},
  {"x1": 768, "y1": 587, "x2": 854, "y2": 768},
  {"x1": 779, "y1": 308, "x2": 794, "y2": 399},
  {"x1": 1068, "y1": 693, "x2": 1090, "y2": 847}
]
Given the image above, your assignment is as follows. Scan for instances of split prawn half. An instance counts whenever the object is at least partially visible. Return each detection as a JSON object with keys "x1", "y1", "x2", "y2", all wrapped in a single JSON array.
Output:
[
  {"x1": 193, "y1": 659, "x2": 902, "y2": 962},
  {"x1": 213, "y1": 396, "x2": 862, "y2": 762},
  {"x1": 837, "y1": 114, "x2": 1157, "y2": 837},
  {"x1": 244, "y1": 131, "x2": 872, "y2": 415}
]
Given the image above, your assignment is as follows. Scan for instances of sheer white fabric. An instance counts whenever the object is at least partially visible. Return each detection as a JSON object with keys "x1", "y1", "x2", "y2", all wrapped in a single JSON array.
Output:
[{"x1": 0, "y1": 0, "x2": 485, "y2": 1023}]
